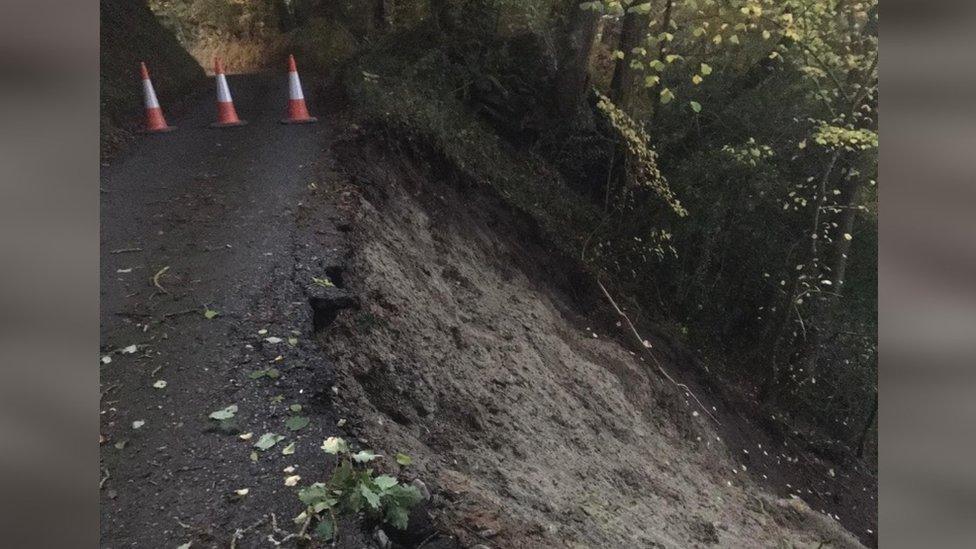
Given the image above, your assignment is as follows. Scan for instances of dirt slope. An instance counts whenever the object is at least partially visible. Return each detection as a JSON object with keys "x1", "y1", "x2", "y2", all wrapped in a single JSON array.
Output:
[{"x1": 321, "y1": 136, "x2": 867, "y2": 548}]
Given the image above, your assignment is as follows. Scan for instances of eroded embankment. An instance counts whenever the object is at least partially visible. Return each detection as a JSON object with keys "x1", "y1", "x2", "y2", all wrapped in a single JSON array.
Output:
[{"x1": 320, "y1": 135, "x2": 865, "y2": 549}]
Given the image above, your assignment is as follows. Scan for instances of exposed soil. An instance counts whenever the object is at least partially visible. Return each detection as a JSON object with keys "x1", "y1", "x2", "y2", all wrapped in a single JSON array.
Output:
[{"x1": 319, "y1": 134, "x2": 875, "y2": 548}]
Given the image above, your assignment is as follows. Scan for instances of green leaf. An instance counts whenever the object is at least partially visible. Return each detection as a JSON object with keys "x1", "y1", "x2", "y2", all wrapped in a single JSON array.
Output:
[
  {"x1": 384, "y1": 484, "x2": 423, "y2": 508},
  {"x1": 203, "y1": 309, "x2": 219, "y2": 319},
  {"x1": 312, "y1": 498, "x2": 337, "y2": 513},
  {"x1": 285, "y1": 416, "x2": 310, "y2": 431},
  {"x1": 659, "y1": 88, "x2": 675, "y2": 104},
  {"x1": 700, "y1": 63, "x2": 712, "y2": 75},
  {"x1": 254, "y1": 433, "x2": 284, "y2": 451},
  {"x1": 374, "y1": 475, "x2": 399, "y2": 491},
  {"x1": 313, "y1": 518, "x2": 335, "y2": 540},
  {"x1": 385, "y1": 505, "x2": 410, "y2": 530},
  {"x1": 395, "y1": 453, "x2": 413, "y2": 466},
  {"x1": 360, "y1": 484, "x2": 381, "y2": 509},
  {"x1": 690, "y1": 101, "x2": 702, "y2": 113},
  {"x1": 209, "y1": 405, "x2": 238, "y2": 421},
  {"x1": 289, "y1": 404, "x2": 303, "y2": 413},
  {"x1": 249, "y1": 368, "x2": 281, "y2": 380},
  {"x1": 298, "y1": 483, "x2": 330, "y2": 505},
  {"x1": 643, "y1": 75, "x2": 660, "y2": 88},
  {"x1": 352, "y1": 450, "x2": 380, "y2": 463}
]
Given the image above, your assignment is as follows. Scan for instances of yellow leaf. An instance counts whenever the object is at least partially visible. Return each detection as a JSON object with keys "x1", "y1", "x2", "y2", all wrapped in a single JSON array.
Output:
[{"x1": 692, "y1": 75, "x2": 703, "y2": 85}]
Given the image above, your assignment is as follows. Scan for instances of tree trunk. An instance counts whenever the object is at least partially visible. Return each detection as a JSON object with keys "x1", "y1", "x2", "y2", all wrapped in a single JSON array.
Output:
[
  {"x1": 609, "y1": 8, "x2": 651, "y2": 115},
  {"x1": 556, "y1": 3, "x2": 602, "y2": 117},
  {"x1": 760, "y1": 150, "x2": 841, "y2": 403},
  {"x1": 830, "y1": 178, "x2": 864, "y2": 290}
]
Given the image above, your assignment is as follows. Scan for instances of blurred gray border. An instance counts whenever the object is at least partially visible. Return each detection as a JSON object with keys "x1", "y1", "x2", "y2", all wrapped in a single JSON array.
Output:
[
  {"x1": 0, "y1": 1, "x2": 99, "y2": 547},
  {"x1": 881, "y1": 0, "x2": 976, "y2": 547}
]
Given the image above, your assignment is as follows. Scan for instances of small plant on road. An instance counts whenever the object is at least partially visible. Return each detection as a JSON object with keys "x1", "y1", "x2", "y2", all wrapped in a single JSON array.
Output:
[{"x1": 294, "y1": 436, "x2": 422, "y2": 541}]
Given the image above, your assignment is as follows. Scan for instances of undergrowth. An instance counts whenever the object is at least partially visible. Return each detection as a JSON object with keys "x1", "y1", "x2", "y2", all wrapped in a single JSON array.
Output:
[{"x1": 295, "y1": 437, "x2": 422, "y2": 541}]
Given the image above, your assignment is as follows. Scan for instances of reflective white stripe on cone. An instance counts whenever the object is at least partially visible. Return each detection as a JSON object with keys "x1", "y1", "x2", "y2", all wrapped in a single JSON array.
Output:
[
  {"x1": 281, "y1": 54, "x2": 317, "y2": 124},
  {"x1": 139, "y1": 62, "x2": 175, "y2": 133},
  {"x1": 211, "y1": 57, "x2": 246, "y2": 128}
]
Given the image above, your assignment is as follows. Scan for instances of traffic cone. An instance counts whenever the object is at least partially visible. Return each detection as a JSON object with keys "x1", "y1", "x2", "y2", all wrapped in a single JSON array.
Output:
[
  {"x1": 139, "y1": 62, "x2": 175, "y2": 133},
  {"x1": 211, "y1": 57, "x2": 247, "y2": 128},
  {"x1": 281, "y1": 54, "x2": 317, "y2": 124}
]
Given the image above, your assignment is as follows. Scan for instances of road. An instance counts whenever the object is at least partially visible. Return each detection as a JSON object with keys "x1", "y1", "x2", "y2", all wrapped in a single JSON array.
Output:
[{"x1": 99, "y1": 73, "x2": 364, "y2": 548}]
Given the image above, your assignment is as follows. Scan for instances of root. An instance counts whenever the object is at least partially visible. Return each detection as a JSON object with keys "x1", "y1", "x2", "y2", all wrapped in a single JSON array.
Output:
[
  {"x1": 597, "y1": 280, "x2": 720, "y2": 426},
  {"x1": 229, "y1": 515, "x2": 268, "y2": 549}
]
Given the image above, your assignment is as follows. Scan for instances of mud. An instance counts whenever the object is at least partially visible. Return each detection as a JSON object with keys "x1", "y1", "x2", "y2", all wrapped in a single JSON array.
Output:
[{"x1": 320, "y1": 136, "x2": 869, "y2": 548}]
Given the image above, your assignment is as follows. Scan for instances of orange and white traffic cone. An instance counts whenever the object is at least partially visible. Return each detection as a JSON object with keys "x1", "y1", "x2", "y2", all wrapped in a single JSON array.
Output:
[
  {"x1": 211, "y1": 57, "x2": 247, "y2": 128},
  {"x1": 139, "y1": 62, "x2": 175, "y2": 133},
  {"x1": 281, "y1": 54, "x2": 317, "y2": 124}
]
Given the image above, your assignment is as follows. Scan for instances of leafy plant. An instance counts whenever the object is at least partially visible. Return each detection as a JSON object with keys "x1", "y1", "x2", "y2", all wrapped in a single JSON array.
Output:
[{"x1": 294, "y1": 437, "x2": 422, "y2": 541}]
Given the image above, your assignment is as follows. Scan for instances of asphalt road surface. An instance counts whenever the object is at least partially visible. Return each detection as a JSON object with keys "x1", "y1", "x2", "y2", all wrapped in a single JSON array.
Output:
[{"x1": 99, "y1": 73, "x2": 365, "y2": 548}]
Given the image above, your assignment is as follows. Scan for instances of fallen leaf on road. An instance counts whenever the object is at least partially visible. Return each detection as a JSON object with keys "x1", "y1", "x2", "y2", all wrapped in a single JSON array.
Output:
[
  {"x1": 153, "y1": 380, "x2": 167, "y2": 389},
  {"x1": 282, "y1": 442, "x2": 296, "y2": 455},
  {"x1": 289, "y1": 404, "x2": 302, "y2": 412},
  {"x1": 209, "y1": 405, "x2": 238, "y2": 420},
  {"x1": 239, "y1": 432, "x2": 253, "y2": 440},
  {"x1": 258, "y1": 329, "x2": 268, "y2": 335},
  {"x1": 283, "y1": 465, "x2": 296, "y2": 473},
  {"x1": 121, "y1": 345, "x2": 138, "y2": 354},
  {"x1": 284, "y1": 475, "x2": 301, "y2": 486},
  {"x1": 115, "y1": 440, "x2": 127, "y2": 450},
  {"x1": 285, "y1": 416, "x2": 310, "y2": 431},
  {"x1": 255, "y1": 433, "x2": 285, "y2": 451},
  {"x1": 234, "y1": 488, "x2": 249, "y2": 496},
  {"x1": 132, "y1": 420, "x2": 145, "y2": 429},
  {"x1": 101, "y1": 356, "x2": 112, "y2": 365},
  {"x1": 336, "y1": 418, "x2": 346, "y2": 427},
  {"x1": 250, "y1": 451, "x2": 258, "y2": 462},
  {"x1": 264, "y1": 336, "x2": 283, "y2": 344},
  {"x1": 177, "y1": 543, "x2": 192, "y2": 549},
  {"x1": 203, "y1": 309, "x2": 219, "y2": 319},
  {"x1": 287, "y1": 337, "x2": 298, "y2": 346},
  {"x1": 116, "y1": 268, "x2": 132, "y2": 273}
]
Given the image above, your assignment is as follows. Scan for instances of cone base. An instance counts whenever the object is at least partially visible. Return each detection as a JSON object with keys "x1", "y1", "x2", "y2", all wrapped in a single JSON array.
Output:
[
  {"x1": 210, "y1": 120, "x2": 248, "y2": 128},
  {"x1": 139, "y1": 126, "x2": 177, "y2": 134},
  {"x1": 280, "y1": 116, "x2": 318, "y2": 125}
]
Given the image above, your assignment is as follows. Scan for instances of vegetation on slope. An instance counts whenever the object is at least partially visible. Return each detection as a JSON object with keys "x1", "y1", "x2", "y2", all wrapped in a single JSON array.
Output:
[{"x1": 323, "y1": 0, "x2": 879, "y2": 466}]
